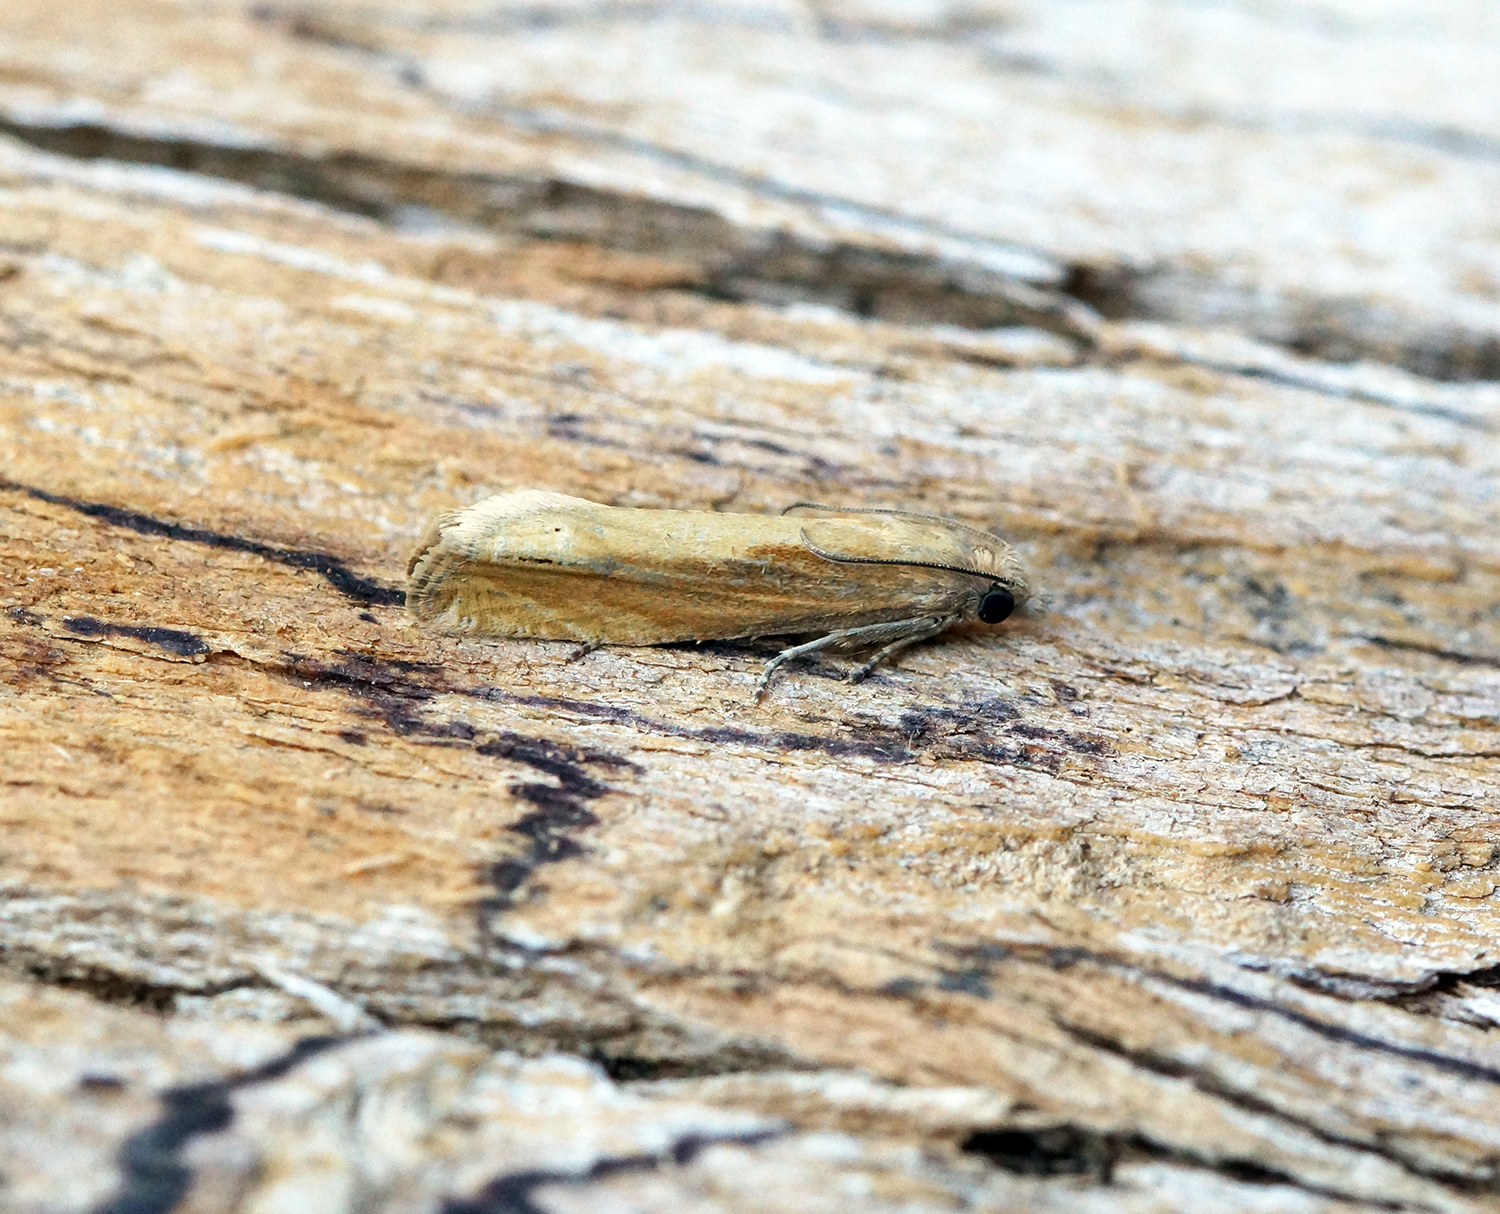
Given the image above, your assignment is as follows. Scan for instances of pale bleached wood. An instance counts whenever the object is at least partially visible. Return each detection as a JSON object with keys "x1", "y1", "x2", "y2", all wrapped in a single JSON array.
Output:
[{"x1": 1, "y1": 4, "x2": 1499, "y2": 1212}]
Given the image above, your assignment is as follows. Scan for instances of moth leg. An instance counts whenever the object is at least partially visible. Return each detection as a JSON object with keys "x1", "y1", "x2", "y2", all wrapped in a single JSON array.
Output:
[
  {"x1": 564, "y1": 640, "x2": 602, "y2": 664},
  {"x1": 848, "y1": 615, "x2": 956, "y2": 684},
  {"x1": 755, "y1": 615, "x2": 949, "y2": 701}
]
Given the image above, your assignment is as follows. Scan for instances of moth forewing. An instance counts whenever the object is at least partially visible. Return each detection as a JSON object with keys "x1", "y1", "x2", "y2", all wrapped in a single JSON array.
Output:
[
  {"x1": 786, "y1": 503, "x2": 1030, "y2": 608},
  {"x1": 405, "y1": 490, "x2": 1029, "y2": 693}
]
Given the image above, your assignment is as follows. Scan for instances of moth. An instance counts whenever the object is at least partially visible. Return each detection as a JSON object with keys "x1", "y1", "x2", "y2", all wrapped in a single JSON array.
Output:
[{"x1": 406, "y1": 490, "x2": 1030, "y2": 697}]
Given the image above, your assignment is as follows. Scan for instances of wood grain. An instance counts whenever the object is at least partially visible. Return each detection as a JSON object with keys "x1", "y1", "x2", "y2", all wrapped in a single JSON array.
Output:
[{"x1": 1, "y1": 3, "x2": 1498, "y2": 1211}]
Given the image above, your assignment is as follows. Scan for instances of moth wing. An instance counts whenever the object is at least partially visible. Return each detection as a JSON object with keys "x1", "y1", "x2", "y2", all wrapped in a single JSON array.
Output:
[
  {"x1": 406, "y1": 495, "x2": 980, "y2": 643},
  {"x1": 406, "y1": 490, "x2": 602, "y2": 618}
]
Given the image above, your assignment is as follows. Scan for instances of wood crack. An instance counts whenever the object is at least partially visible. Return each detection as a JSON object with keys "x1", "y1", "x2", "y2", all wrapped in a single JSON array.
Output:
[
  {"x1": 439, "y1": 1127, "x2": 785, "y2": 1214},
  {"x1": 88, "y1": 1035, "x2": 350, "y2": 1214},
  {"x1": 0, "y1": 477, "x2": 404, "y2": 607}
]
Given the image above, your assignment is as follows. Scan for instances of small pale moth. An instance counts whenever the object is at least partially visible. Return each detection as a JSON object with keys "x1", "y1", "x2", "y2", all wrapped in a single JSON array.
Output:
[{"x1": 406, "y1": 490, "x2": 1030, "y2": 697}]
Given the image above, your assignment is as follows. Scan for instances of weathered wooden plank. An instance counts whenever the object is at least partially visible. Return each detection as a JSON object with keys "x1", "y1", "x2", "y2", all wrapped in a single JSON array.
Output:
[
  {"x1": 3, "y1": 1, "x2": 1498, "y2": 371},
  {"x1": 1, "y1": 3, "x2": 1499, "y2": 1211}
]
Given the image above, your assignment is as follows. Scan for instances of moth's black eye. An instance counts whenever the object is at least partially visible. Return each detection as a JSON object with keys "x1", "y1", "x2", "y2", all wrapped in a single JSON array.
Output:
[{"x1": 978, "y1": 586, "x2": 1014, "y2": 624}]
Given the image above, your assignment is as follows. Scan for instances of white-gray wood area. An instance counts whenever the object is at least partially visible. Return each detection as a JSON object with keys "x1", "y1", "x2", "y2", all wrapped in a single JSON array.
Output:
[{"x1": 1, "y1": 2, "x2": 1498, "y2": 1211}]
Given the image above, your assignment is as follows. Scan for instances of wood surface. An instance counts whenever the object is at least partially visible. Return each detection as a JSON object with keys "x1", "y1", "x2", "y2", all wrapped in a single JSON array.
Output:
[{"x1": 1, "y1": 2, "x2": 1499, "y2": 1211}]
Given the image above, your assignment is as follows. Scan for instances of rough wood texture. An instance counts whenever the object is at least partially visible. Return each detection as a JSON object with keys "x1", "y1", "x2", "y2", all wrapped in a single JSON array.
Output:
[{"x1": 1, "y1": 2, "x2": 1498, "y2": 1211}]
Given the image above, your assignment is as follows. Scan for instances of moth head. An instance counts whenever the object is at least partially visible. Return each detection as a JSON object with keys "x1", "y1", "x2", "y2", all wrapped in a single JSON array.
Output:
[{"x1": 977, "y1": 583, "x2": 1015, "y2": 624}]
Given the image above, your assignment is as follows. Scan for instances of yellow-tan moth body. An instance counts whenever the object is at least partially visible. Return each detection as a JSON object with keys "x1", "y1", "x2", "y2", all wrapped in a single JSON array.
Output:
[{"x1": 406, "y1": 490, "x2": 1030, "y2": 697}]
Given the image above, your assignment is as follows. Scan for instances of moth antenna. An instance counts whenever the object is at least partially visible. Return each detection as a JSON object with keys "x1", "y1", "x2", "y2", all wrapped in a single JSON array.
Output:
[
  {"x1": 783, "y1": 501, "x2": 1004, "y2": 545},
  {"x1": 798, "y1": 530, "x2": 999, "y2": 583}
]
